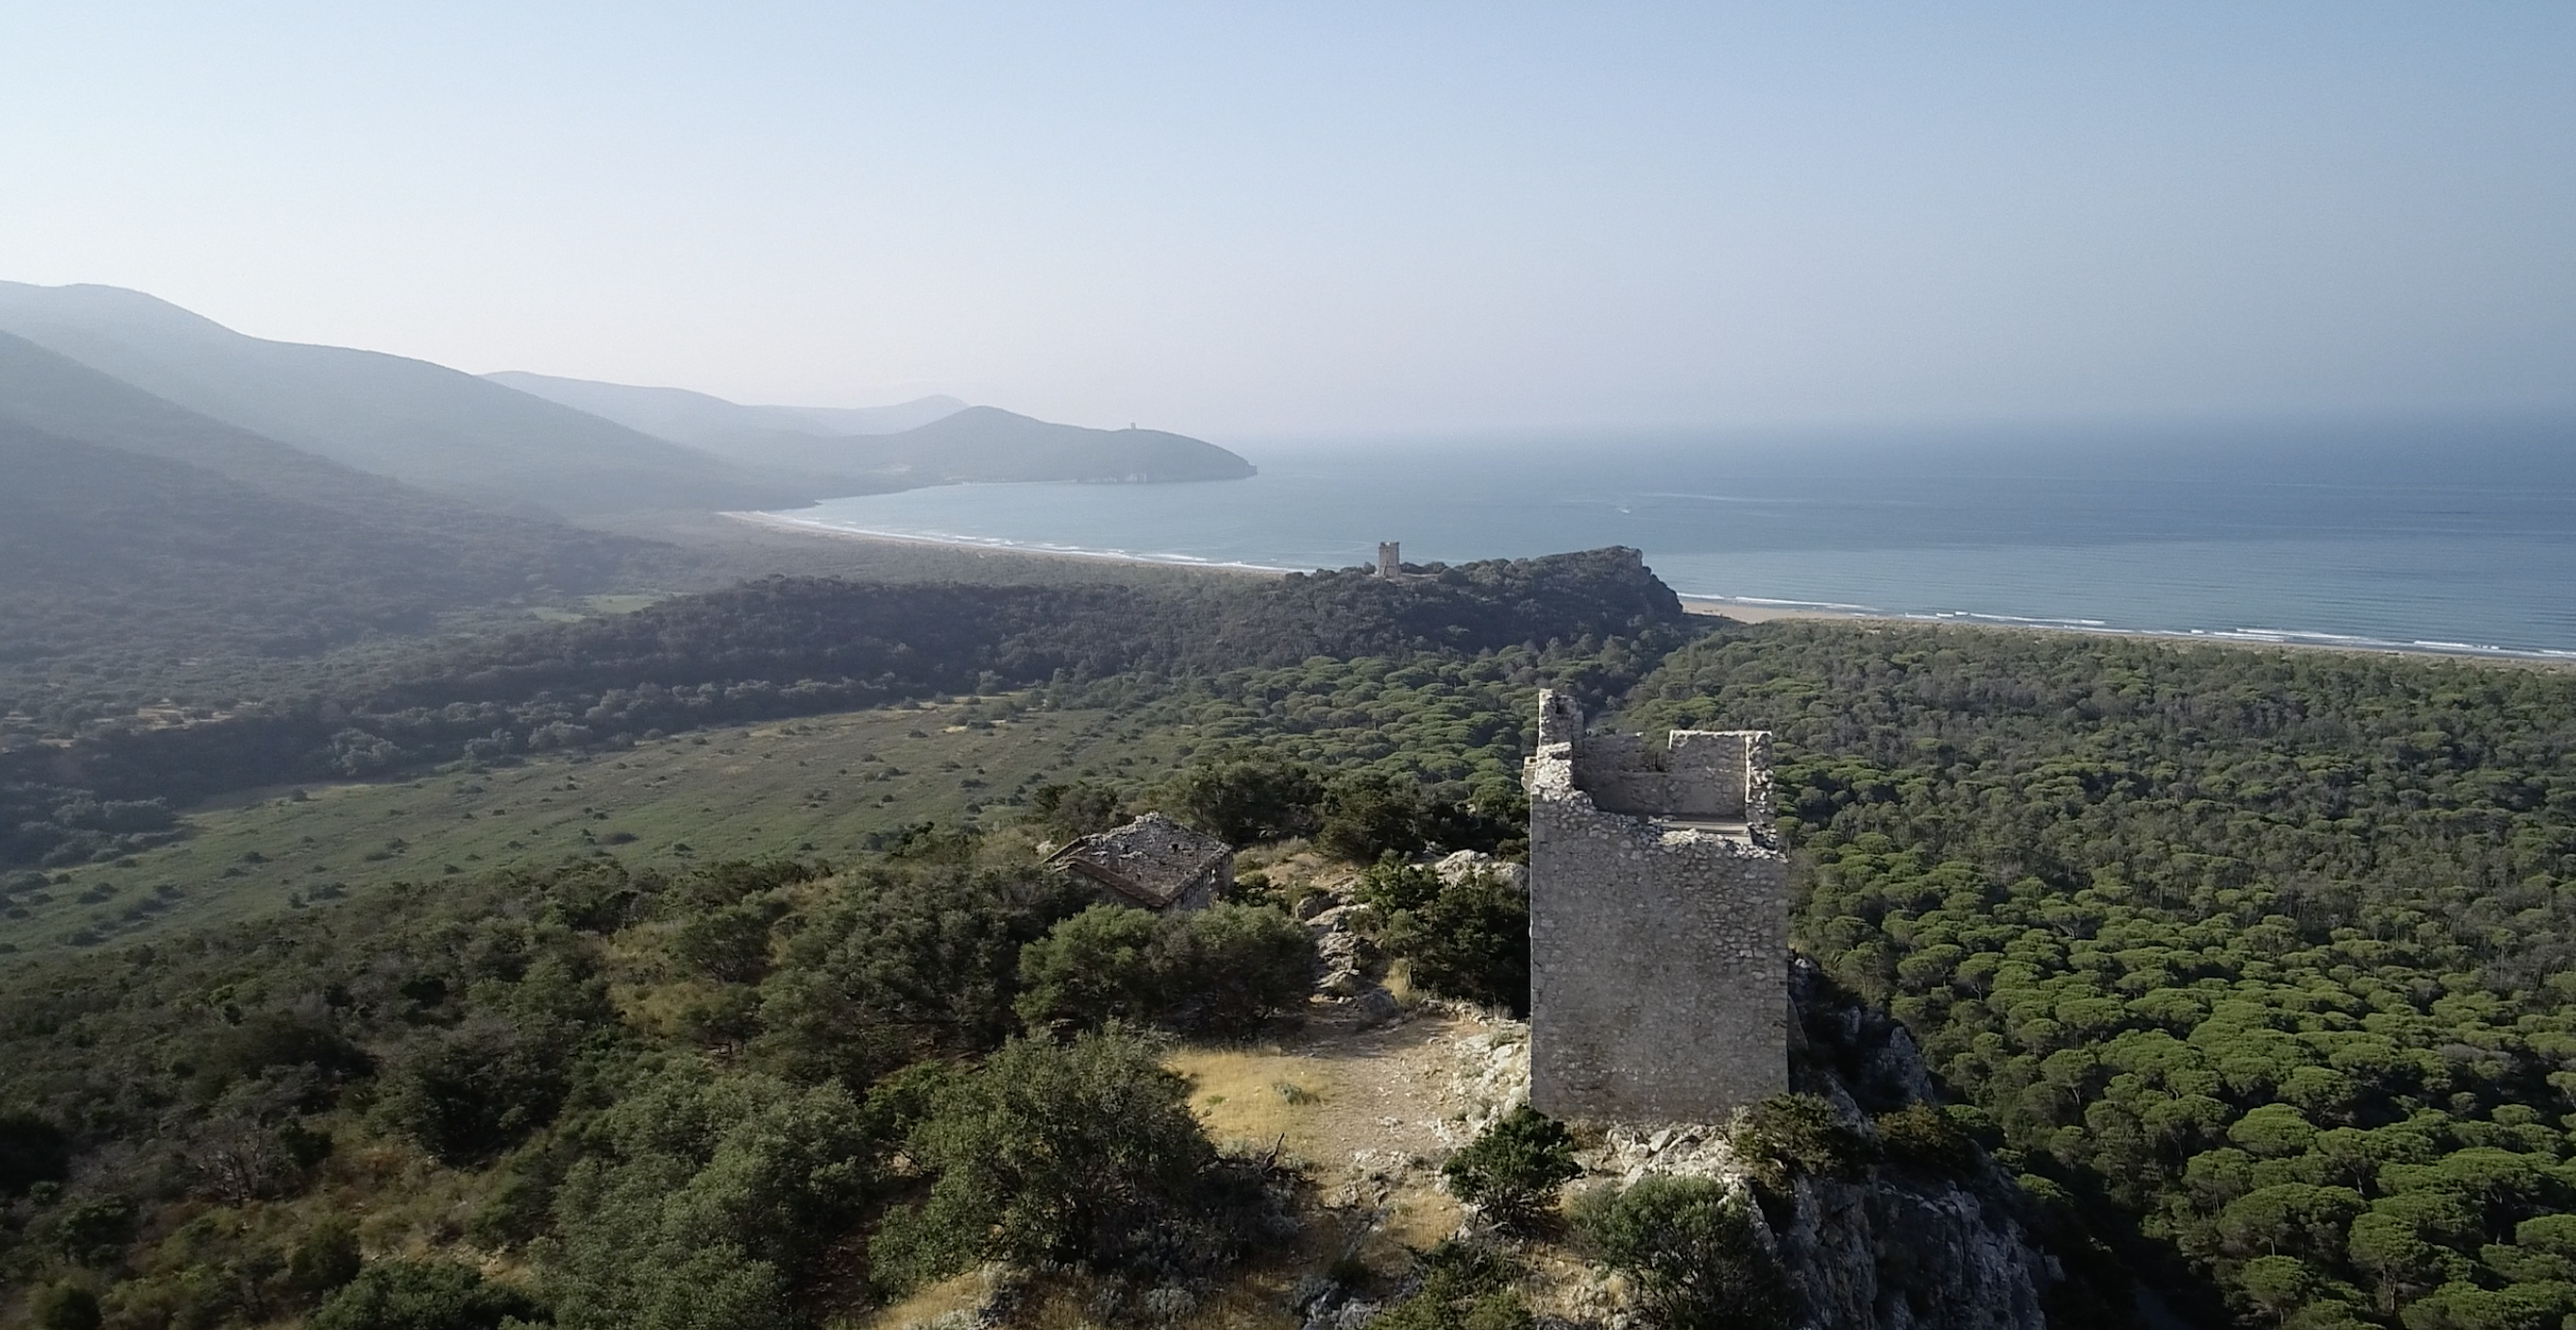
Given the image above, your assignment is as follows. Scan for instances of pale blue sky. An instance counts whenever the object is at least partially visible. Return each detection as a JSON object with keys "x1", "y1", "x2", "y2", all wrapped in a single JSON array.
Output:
[{"x1": 3, "y1": 3, "x2": 2569, "y2": 433}]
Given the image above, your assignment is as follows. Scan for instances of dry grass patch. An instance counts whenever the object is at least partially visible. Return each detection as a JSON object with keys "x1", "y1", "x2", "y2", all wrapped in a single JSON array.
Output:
[
  {"x1": 1372, "y1": 1181, "x2": 1464, "y2": 1255},
  {"x1": 856, "y1": 1267, "x2": 997, "y2": 1329},
  {"x1": 1169, "y1": 1047, "x2": 1338, "y2": 1154},
  {"x1": 1009, "y1": 1274, "x2": 1303, "y2": 1330}
]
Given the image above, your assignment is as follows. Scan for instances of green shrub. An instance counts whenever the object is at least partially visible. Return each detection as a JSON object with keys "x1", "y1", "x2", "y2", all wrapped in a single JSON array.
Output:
[
  {"x1": 754, "y1": 866, "x2": 1066, "y2": 1090},
  {"x1": 377, "y1": 1014, "x2": 581, "y2": 1164},
  {"x1": 1168, "y1": 758, "x2": 1321, "y2": 845},
  {"x1": 42, "y1": 1194, "x2": 135, "y2": 1266},
  {"x1": 1352, "y1": 857, "x2": 1443, "y2": 913},
  {"x1": 871, "y1": 1028, "x2": 1234, "y2": 1288},
  {"x1": 675, "y1": 984, "x2": 764, "y2": 1046},
  {"x1": 1442, "y1": 1106, "x2": 1581, "y2": 1231},
  {"x1": 1417, "y1": 782, "x2": 1529, "y2": 858},
  {"x1": 1573, "y1": 1176, "x2": 1791, "y2": 1330},
  {"x1": 190, "y1": 1011, "x2": 372, "y2": 1096},
  {"x1": 1735, "y1": 1094, "x2": 1873, "y2": 1194},
  {"x1": 284, "y1": 1217, "x2": 364, "y2": 1301},
  {"x1": 30, "y1": 1284, "x2": 100, "y2": 1330},
  {"x1": 1014, "y1": 903, "x2": 1162, "y2": 1030},
  {"x1": 1368, "y1": 1240, "x2": 1532, "y2": 1330},
  {"x1": 1377, "y1": 867, "x2": 1530, "y2": 1014},
  {"x1": 2390, "y1": 1280, "x2": 2565, "y2": 1330},
  {"x1": 857, "y1": 1059, "x2": 964, "y2": 1144},
  {"x1": 1146, "y1": 903, "x2": 1318, "y2": 1034},
  {"x1": 1317, "y1": 774, "x2": 1425, "y2": 862},
  {"x1": 670, "y1": 901, "x2": 777, "y2": 983},
  {"x1": 1016, "y1": 902, "x2": 1314, "y2": 1037},
  {"x1": 669, "y1": 859, "x2": 817, "y2": 913},
  {"x1": 306, "y1": 1261, "x2": 546, "y2": 1330},
  {"x1": 1029, "y1": 781, "x2": 1128, "y2": 840},
  {"x1": 0, "y1": 1110, "x2": 70, "y2": 1195},
  {"x1": 861, "y1": 821, "x2": 981, "y2": 862},
  {"x1": 541, "y1": 1064, "x2": 873, "y2": 1330},
  {"x1": 1872, "y1": 1103, "x2": 1978, "y2": 1179}
]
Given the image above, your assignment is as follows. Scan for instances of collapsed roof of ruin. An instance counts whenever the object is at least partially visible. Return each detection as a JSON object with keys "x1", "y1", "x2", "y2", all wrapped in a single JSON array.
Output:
[{"x1": 1044, "y1": 812, "x2": 1232, "y2": 909}]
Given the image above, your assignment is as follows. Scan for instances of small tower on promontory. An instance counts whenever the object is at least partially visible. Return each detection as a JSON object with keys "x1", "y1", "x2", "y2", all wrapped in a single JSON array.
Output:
[
  {"x1": 1375, "y1": 541, "x2": 1402, "y2": 579},
  {"x1": 1524, "y1": 690, "x2": 1789, "y2": 1122}
]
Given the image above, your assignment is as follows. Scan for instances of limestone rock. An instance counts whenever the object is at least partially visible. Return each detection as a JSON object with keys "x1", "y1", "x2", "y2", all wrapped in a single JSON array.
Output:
[
  {"x1": 1777, "y1": 1174, "x2": 2050, "y2": 1330},
  {"x1": 1433, "y1": 848, "x2": 1527, "y2": 891},
  {"x1": 1769, "y1": 959, "x2": 2054, "y2": 1330},
  {"x1": 1445, "y1": 1026, "x2": 1532, "y2": 1137},
  {"x1": 1351, "y1": 985, "x2": 1401, "y2": 1025},
  {"x1": 1304, "y1": 902, "x2": 1377, "y2": 935},
  {"x1": 1319, "y1": 967, "x2": 1371, "y2": 998},
  {"x1": 1591, "y1": 1121, "x2": 1740, "y2": 1183},
  {"x1": 1314, "y1": 926, "x2": 1376, "y2": 971}
]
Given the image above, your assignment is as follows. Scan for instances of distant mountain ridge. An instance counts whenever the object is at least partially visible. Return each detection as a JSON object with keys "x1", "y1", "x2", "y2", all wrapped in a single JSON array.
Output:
[
  {"x1": 484, "y1": 370, "x2": 968, "y2": 441},
  {"x1": 0, "y1": 283, "x2": 806, "y2": 515},
  {"x1": 490, "y1": 371, "x2": 1256, "y2": 492},
  {"x1": 0, "y1": 330, "x2": 639, "y2": 660},
  {"x1": 0, "y1": 282, "x2": 1254, "y2": 512}
]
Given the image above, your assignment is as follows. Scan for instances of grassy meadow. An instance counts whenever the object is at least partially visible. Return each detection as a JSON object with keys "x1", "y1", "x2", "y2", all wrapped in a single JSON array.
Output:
[{"x1": 0, "y1": 695, "x2": 1201, "y2": 964}]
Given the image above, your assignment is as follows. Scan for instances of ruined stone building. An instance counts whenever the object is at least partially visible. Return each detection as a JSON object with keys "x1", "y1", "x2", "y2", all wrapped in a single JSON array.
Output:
[
  {"x1": 1525, "y1": 689, "x2": 1788, "y2": 1122},
  {"x1": 1375, "y1": 541, "x2": 1402, "y2": 579},
  {"x1": 1045, "y1": 812, "x2": 1233, "y2": 912}
]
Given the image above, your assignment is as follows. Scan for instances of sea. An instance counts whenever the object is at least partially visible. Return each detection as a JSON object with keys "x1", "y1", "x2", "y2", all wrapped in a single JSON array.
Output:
[{"x1": 770, "y1": 416, "x2": 2576, "y2": 660}]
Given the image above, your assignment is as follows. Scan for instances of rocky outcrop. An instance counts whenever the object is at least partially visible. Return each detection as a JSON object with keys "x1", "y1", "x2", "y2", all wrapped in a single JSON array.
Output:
[
  {"x1": 1448, "y1": 1026, "x2": 1532, "y2": 1137},
  {"x1": 1274, "y1": 841, "x2": 2057, "y2": 1330},
  {"x1": 1544, "y1": 958, "x2": 2059, "y2": 1330},
  {"x1": 1774, "y1": 1173, "x2": 2052, "y2": 1330},
  {"x1": 1434, "y1": 848, "x2": 1526, "y2": 891},
  {"x1": 1303, "y1": 901, "x2": 1400, "y2": 1025},
  {"x1": 1769, "y1": 958, "x2": 2056, "y2": 1330}
]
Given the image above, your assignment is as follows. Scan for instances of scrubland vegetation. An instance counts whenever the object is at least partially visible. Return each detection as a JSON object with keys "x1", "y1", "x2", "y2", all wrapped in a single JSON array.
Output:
[{"x1": 6, "y1": 546, "x2": 2576, "y2": 1329}]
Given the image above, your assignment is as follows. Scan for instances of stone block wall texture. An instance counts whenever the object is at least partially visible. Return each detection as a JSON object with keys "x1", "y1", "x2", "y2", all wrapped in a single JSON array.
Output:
[{"x1": 1526, "y1": 689, "x2": 1788, "y2": 1122}]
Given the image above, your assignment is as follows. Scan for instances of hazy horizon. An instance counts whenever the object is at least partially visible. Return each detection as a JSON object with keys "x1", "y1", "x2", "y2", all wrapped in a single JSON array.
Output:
[{"x1": 6, "y1": 4, "x2": 2570, "y2": 436}]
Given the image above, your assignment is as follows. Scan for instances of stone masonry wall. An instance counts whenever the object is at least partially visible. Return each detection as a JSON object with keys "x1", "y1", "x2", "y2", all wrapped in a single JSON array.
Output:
[{"x1": 1526, "y1": 689, "x2": 1788, "y2": 1122}]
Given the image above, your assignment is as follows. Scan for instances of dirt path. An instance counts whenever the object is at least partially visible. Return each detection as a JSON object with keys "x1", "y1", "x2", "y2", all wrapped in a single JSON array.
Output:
[{"x1": 1171, "y1": 1002, "x2": 1528, "y2": 1258}]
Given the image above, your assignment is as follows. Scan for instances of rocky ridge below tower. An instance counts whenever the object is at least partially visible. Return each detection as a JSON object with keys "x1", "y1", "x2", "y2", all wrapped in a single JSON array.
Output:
[{"x1": 1151, "y1": 852, "x2": 2070, "y2": 1330}]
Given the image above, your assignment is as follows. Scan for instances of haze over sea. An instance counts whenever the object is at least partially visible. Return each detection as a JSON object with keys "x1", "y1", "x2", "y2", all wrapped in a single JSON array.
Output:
[{"x1": 773, "y1": 418, "x2": 2576, "y2": 659}]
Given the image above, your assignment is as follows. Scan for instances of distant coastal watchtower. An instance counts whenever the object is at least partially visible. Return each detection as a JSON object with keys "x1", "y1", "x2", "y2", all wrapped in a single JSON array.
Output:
[
  {"x1": 1375, "y1": 541, "x2": 1402, "y2": 579},
  {"x1": 1525, "y1": 690, "x2": 1788, "y2": 1122}
]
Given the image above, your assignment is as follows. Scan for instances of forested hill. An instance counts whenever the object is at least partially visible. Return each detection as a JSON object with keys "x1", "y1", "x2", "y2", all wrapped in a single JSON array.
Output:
[
  {"x1": 391, "y1": 543, "x2": 1681, "y2": 706},
  {"x1": 811, "y1": 406, "x2": 1257, "y2": 485},
  {"x1": 0, "y1": 548, "x2": 1684, "y2": 870}
]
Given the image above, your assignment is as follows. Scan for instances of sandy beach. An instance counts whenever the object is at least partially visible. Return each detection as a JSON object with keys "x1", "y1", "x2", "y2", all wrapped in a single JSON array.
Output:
[
  {"x1": 722, "y1": 510, "x2": 1288, "y2": 577},
  {"x1": 1677, "y1": 597, "x2": 1886, "y2": 623}
]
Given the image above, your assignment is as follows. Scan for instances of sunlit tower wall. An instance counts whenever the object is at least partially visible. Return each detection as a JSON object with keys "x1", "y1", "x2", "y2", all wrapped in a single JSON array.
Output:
[{"x1": 1524, "y1": 689, "x2": 1789, "y2": 1122}]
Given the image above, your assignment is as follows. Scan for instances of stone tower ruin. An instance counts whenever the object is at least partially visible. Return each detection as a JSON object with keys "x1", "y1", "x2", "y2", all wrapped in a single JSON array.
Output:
[
  {"x1": 1375, "y1": 541, "x2": 1402, "y2": 579},
  {"x1": 1525, "y1": 689, "x2": 1788, "y2": 1122}
]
